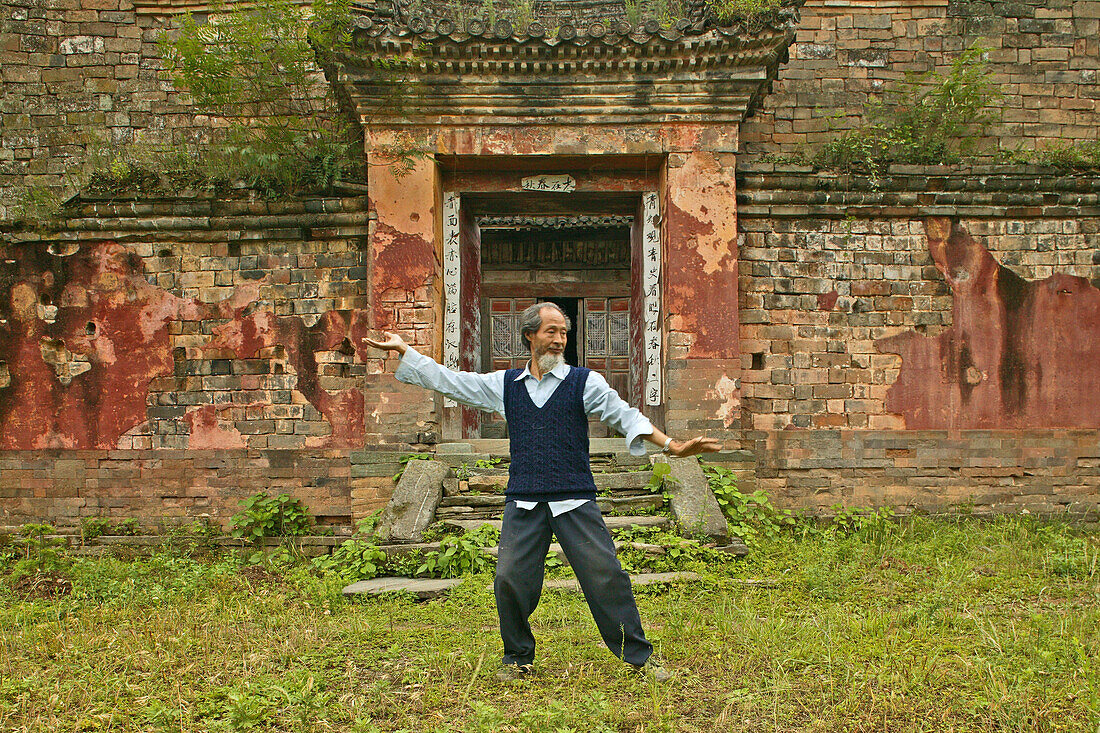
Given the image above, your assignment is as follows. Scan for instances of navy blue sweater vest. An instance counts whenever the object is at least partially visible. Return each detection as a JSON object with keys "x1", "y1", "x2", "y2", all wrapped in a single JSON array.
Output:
[{"x1": 503, "y1": 366, "x2": 597, "y2": 501}]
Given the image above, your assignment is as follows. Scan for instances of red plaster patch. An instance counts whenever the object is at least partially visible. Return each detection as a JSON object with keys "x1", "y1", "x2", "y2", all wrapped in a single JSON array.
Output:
[
  {"x1": 0, "y1": 242, "x2": 215, "y2": 449},
  {"x1": 371, "y1": 221, "x2": 435, "y2": 328},
  {"x1": 183, "y1": 405, "x2": 248, "y2": 449},
  {"x1": 818, "y1": 290, "x2": 839, "y2": 311},
  {"x1": 204, "y1": 307, "x2": 371, "y2": 449},
  {"x1": 877, "y1": 219, "x2": 1100, "y2": 429}
]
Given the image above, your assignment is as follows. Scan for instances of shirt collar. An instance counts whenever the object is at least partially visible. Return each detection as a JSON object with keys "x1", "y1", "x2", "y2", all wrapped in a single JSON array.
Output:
[{"x1": 515, "y1": 361, "x2": 572, "y2": 382}]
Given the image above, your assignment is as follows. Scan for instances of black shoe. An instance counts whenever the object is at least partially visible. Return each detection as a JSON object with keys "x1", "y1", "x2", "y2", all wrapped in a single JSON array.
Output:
[{"x1": 496, "y1": 663, "x2": 535, "y2": 682}]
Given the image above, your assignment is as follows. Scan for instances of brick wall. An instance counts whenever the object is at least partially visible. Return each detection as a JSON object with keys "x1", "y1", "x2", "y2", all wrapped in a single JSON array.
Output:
[
  {"x1": 737, "y1": 162, "x2": 1100, "y2": 431},
  {"x1": 0, "y1": 193, "x2": 439, "y2": 526},
  {"x1": 741, "y1": 0, "x2": 1100, "y2": 158},
  {"x1": 0, "y1": 449, "x2": 372, "y2": 527},
  {"x1": 739, "y1": 429, "x2": 1100, "y2": 517},
  {"x1": 733, "y1": 162, "x2": 1100, "y2": 516},
  {"x1": 0, "y1": 0, "x2": 330, "y2": 220}
]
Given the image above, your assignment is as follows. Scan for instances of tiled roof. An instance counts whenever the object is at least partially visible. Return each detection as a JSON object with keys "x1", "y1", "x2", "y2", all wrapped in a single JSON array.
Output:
[{"x1": 347, "y1": 0, "x2": 802, "y2": 46}]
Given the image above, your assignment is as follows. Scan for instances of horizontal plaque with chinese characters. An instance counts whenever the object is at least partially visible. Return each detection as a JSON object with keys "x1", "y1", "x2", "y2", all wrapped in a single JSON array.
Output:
[{"x1": 521, "y1": 174, "x2": 576, "y2": 193}]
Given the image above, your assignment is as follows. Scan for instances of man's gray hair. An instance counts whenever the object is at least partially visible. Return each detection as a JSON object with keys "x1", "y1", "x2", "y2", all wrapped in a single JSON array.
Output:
[{"x1": 519, "y1": 302, "x2": 571, "y2": 350}]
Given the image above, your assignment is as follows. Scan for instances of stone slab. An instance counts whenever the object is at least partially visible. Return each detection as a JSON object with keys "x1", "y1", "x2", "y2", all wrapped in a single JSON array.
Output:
[
  {"x1": 442, "y1": 515, "x2": 670, "y2": 534},
  {"x1": 704, "y1": 450, "x2": 756, "y2": 464},
  {"x1": 545, "y1": 571, "x2": 701, "y2": 591},
  {"x1": 714, "y1": 541, "x2": 750, "y2": 556},
  {"x1": 652, "y1": 455, "x2": 729, "y2": 542},
  {"x1": 434, "y1": 443, "x2": 475, "y2": 455},
  {"x1": 482, "y1": 539, "x2": 665, "y2": 567},
  {"x1": 342, "y1": 577, "x2": 462, "y2": 600},
  {"x1": 455, "y1": 438, "x2": 636, "y2": 455},
  {"x1": 375, "y1": 459, "x2": 449, "y2": 543},
  {"x1": 593, "y1": 472, "x2": 655, "y2": 491},
  {"x1": 440, "y1": 495, "x2": 506, "y2": 507}
]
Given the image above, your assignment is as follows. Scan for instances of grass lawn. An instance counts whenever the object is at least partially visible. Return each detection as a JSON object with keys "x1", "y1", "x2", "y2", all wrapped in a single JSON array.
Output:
[{"x1": 2, "y1": 516, "x2": 1098, "y2": 732}]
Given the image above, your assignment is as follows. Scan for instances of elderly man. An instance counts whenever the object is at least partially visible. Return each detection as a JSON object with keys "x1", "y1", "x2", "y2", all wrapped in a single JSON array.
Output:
[{"x1": 365, "y1": 302, "x2": 720, "y2": 681}]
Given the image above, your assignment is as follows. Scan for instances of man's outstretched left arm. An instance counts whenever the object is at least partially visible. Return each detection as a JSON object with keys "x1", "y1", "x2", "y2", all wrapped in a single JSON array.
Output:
[{"x1": 582, "y1": 372, "x2": 721, "y2": 457}]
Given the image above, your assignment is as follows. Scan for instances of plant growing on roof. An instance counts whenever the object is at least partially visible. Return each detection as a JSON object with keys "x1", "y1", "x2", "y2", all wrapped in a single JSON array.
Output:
[
  {"x1": 159, "y1": 0, "x2": 362, "y2": 194},
  {"x1": 814, "y1": 43, "x2": 1002, "y2": 179}
]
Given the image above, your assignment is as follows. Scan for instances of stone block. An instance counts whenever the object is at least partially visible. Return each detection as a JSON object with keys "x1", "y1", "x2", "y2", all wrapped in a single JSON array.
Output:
[
  {"x1": 652, "y1": 455, "x2": 728, "y2": 542},
  {"x1": 343, "y1": 576, "x2": 461, "y2": 599},
  {"x1": 375, "y1": 459, "x2": 447, "y2": 543}
]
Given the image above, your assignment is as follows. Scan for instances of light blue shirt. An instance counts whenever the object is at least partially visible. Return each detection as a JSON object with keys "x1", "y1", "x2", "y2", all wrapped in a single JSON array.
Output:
[{"x1": 394, "y1": 347, "x2": 655, "y2": 516}]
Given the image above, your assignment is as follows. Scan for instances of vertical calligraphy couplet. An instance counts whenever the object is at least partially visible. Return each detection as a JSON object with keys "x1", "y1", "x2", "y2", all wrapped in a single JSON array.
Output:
[
  {"x1": 641, "y1": 192, "x2": 662, "y2": 406},
  {"x1": 442, "y1": 192, "x2": 461, "y2": 407}
]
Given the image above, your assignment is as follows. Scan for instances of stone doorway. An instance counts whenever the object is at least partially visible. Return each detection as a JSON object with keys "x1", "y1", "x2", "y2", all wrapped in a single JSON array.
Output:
[
  {"x1": 476, "y1": 213, "x2": 637, "y2": 439},
  {"x1": 442, "y1": 180, "x2": 663, "y2": 441}
]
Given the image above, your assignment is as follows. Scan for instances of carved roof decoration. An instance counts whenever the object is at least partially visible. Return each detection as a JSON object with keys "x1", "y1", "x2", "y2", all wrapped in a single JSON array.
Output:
[
  {"x1": 346, "y1": 0, "x2": 801, "y2": 46},
  {"x1": 327, "y1": 0, "x2": 804, "y2": 126}
]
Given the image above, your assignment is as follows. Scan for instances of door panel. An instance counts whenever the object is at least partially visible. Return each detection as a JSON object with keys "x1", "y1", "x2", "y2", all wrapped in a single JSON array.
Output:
[{"x1": 481, "y1": 295, "x2": 632, "y2": 439}]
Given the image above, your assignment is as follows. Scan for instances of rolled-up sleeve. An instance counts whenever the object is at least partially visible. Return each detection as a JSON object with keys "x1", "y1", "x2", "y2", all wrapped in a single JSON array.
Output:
[
  {"x1": 394, "y1": 348, "x2": 506, "y2": 417},
  {"x1": 581, "y1": 371, "x2": 653, "y2": 456}
]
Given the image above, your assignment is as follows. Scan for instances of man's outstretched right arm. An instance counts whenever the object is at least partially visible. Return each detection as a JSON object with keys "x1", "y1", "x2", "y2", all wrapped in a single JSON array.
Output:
[{"x1": 363, "y1": 331, "x2": 505, "y2": 416}]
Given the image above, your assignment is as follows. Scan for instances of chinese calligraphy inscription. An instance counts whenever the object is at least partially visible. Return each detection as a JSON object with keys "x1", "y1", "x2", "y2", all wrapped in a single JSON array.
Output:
[
  {"x1": 520, "y1": 174, "x2": 576, "y2": 193},
  {"x1": 642, "y1": 192, "x2": 662, "y2": 406},
  {"x1": 442, "y1": 192, "x2": 461, "y2": 407}
]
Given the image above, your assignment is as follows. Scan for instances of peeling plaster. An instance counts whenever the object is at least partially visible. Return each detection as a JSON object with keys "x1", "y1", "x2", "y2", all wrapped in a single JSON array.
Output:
[
  {"x1": 664, "y1": 151, "x2": 738, "y2": 359},
  {"x1": 183, "y1": 404, "x2": 249, "y2": 449},
  {"x1": 0, "y1": 242, "x2": 199, "y2": 448},
  {"x1": 0, "y1": 241, "x2": 281, "y2": 449},
  {"x1": 878, "y1": 218, "x2": 1100, "y2": 429},
  {"x1": 708, "y1": 374, "x2": 741, "y2": 428},
  {"x1": 668, "y1": 153, "x2": 737, "y2": 276},
  {"x1": 204, "y1": 307, "x2": 374, "y2": 448}
]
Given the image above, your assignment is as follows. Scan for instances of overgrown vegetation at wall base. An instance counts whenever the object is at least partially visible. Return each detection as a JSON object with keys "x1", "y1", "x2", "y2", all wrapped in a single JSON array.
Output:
[
  {"x1": 814, "y1": 44, "x2": 1002, "y2": 177},
  {"x1": 702, "y1": 464, "x2": 800, "y2": 543},
  {"x1": 2, "y1": 517, "x2": 1098, "y2": 731},
  {"x1": 230, "y1": 492, "x2": 314, "y2": 541}
]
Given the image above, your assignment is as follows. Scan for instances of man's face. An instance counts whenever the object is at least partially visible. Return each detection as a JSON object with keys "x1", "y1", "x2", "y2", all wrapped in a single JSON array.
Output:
[{"x1": 529, "y1": 306, "x2": 568, "y2": 361}]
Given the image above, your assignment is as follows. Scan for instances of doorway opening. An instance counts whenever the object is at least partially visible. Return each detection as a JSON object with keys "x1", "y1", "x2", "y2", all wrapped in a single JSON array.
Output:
[{"x1": 477, "y1": 214, "x2": 634, "y2": 438}]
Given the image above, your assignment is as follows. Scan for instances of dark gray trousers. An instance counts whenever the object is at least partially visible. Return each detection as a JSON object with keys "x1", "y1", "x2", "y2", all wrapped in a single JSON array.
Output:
[{"x1": 494, "y1": 499, "x2": 653, "y2": 667}]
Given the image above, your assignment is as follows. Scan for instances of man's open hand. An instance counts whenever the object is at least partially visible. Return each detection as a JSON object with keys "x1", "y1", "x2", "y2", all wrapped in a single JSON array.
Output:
[
  {"x1": 363, "y1": 331, "x2": 409, "y2": 355},
  {"x1": 669, "y1": 436, "x2": 723, "y2": 458}
]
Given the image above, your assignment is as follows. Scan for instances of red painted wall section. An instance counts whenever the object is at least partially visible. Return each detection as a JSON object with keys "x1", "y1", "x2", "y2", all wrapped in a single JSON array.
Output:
[
  {"x1": 0, "y1": 241, "x2": 253, "y2": 449},
  {"x1": 878, "y1": 218, "x2": 1100, "y2": 429},
  {"x1": 0, "y1": 241, "x2": 385, "y2": 450},
  {"x1": 665, "y1": 152, "x2": 739, "y2": 359},
  {"x1": 367, "y1": 155, "x2": 438, "y2": 330},
  {"x1": 205, "y1": 308, "x2": 373, "y2": 448}
]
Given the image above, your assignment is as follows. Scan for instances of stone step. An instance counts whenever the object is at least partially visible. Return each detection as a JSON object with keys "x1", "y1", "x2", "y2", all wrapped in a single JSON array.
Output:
[
  {"x1": 545, "y1": 571, "x2": 702, "y2": 591},
  {"x1": 437, "y1": 494, "x2": 665, "y2": 512},
  {"x1": 342, "y1": 570, "x2": 709, "y2": 600},
  {"x1": 437, "y1": 438, "x2": 634, "y2": 455},
  {"x1": 441, "y1": 515, "x2": 670, "y2": 534},
  {"x1": 446, "y1": 471, "x2": 659, "y2": 498},
  {"x1": 342, "y1": 577, "x2": 462, "y2": 600},
  {"x1": 482, "y1": 540, "x2": 667, "y2": 567}
]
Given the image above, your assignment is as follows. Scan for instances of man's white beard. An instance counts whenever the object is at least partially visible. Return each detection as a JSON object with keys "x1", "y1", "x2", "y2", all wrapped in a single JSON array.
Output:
[{"x1": 536, "y1": 351, "x2": 564, "y2": 374}]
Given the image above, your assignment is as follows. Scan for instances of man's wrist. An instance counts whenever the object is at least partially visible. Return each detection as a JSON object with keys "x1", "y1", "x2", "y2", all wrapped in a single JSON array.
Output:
[{"x1": 661, "y1": 437, "x2": 674, "y2": 453}]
